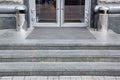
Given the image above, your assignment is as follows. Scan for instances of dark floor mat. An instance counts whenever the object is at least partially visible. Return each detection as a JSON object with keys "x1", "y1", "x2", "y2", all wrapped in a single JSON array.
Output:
[{"x1": 26, "y1": 27, "x2": 95, "y2": 39}]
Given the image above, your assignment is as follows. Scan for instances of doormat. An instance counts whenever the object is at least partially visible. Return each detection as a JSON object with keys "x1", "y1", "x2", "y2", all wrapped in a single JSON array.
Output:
[{"x1": 26, "y1": 27, "x2": 95, "y2": 39}]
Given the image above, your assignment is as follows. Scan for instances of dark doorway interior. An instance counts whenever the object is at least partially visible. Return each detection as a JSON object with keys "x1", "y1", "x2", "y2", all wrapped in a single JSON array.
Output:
[{"x1": 65, "y1": 0, "x2": 85, "y2": 5}]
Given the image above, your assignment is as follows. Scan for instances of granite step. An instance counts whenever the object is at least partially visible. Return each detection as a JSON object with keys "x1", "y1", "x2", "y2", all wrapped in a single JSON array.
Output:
[
  {"x1": 0, "y1": 62, "x2": 120, "y2": 76},
  {"x1": 0, "y1": 50, "x2": 120, "y2": 62},
  {"x1": 0, "y1": 42, "x2": 120, "y2": 50}
]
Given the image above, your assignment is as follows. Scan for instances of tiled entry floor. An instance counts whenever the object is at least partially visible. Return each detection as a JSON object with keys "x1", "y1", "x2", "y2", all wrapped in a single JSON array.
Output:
[{"x1": 0, "y1": 76, "x2": 120, "y2": 80}]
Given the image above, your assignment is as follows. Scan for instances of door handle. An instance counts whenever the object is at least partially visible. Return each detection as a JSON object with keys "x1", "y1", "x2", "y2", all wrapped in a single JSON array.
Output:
[
  {"x1": 61, "y1": 8, "x2": 64, "y2": 10},
  {"x1": 31, "y1": 9, "x2": 35, "y2": 13},
  {"x1": 56, "y1": 8, "x2": 64, "y2": 10},
  {"x1": 56, "y1": 8, "x2": 59, "y2": 10}
]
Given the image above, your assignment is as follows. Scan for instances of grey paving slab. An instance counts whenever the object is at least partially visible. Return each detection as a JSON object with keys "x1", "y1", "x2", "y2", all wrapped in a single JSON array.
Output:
[
  {"x1": 0, "y1": 30, "x2": 7, "y2": 35},
  {"x1": 25, "y1": 76, "x2": 39, "y2": 80},
  {"x1": 13, "y1": 76, "x2": 24, "y2": 80},
  {"x1": 0, "y1": 76, "x2": 13, "y2": 80},
  {"x1": 70, "y1": 76, "x2": 81, "y2": 80},
  {"x1": 47, "y1": 76, "x2": 59, "y2": 80},
  {"x1": 29, "y1": 76, "x2": 37, "y2": 80},
  {"x1": 36, "y1": 76, "x2": 48, "y2": 80},
  {"x1": 24, "y1": 76, "x2": 30, "y2": 80},
  {"x1": 116, "y1": 77, "x2": 120, "y2": 80},
  {"x1": 81, "y1": 76, "x2": 93, "y2": 80},
  {"x1": 0, "y1": 76, "x2": 120, "y2": 80},
  {"x1": 104, "y1": 76, "x2": 117, "y2": 80},
  {"x1": 93, "y1": 76, "x2": 105, "y2": 80},
  {"x1": 60, "y1": 76, "x2": 71, "y2": 80}
]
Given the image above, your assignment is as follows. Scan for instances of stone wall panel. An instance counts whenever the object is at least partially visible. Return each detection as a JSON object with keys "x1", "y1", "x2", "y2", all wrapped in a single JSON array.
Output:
[{"x1": 1, "y1": 0, "x2": 120, "y2": 3}]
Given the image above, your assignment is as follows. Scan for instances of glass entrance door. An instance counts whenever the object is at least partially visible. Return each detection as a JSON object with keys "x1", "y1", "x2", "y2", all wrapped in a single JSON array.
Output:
[
  {"x1": 31, "y1": 0, "x2": 60, "y2": 27},
  {"x1": 36, "y1": 0, "x2": 57, "y2": 23},
  {"x1": 31, "y1": 0, "x2": 90, "y2": 27},
  {"x1": 61, "y1": 0, "x2": 90, "y2": 27}
]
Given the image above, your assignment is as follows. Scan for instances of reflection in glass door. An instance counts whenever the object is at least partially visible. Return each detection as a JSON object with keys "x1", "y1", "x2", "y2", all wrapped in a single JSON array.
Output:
[
  {"x1": 64, "y1": 0, "x2": 85, "y2": 22},
  {"x1": 35, "y1": 0, "x2": 60, "y2": 27},
  {"x1": 36, "y1": 0, "x2": 56, "y2": 22},
  {"x1": 31, "y1": 0, "x2": 90, "y2": 27},
  {"x1": 61, "y1": 0, "x2": 89, "y2": 27}
]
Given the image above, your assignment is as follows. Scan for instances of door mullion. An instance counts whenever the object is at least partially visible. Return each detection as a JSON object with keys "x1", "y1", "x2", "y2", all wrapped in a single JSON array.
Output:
[
  {"x1": 57, "y1": 0, "x2": 61, "y2": 27},
  {"x1": 60, "y1": 0, "x2": 64, "y2": 27},
  {"x1": 60, "y1": 0, "x2": 61, "y2": 27}
]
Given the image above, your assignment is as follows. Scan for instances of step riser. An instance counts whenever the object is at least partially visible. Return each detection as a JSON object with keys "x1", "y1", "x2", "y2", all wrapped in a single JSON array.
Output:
[
  {"x1": 0, "y1": 71, "x2": 120, "y2": 76},
  {"x1": 0, "y1": 58, "x2": 120, "y2": 62},
  {"x1": 0, "y1": 46, "x2": 120, "y2": 50},
  {"x1": 0, "y1": 50, "x2": 119, "y2": 62},
  {"x1": 0, "y1": 62, "x2": 119, "y2": 76}
]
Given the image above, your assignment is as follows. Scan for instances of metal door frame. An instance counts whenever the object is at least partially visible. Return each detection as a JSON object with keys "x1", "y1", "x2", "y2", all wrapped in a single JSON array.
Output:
[
  {"x1": 30, "y1": 0, "x2": 60, "y2": 27},
  {"x1": 29, "y1": 0, "x2": 91, "y2": 27}
]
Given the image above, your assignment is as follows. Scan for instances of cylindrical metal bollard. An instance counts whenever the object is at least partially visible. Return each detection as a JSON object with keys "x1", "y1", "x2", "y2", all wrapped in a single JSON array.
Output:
[
  {"x1": 0, "y1": 3, "x2": 27, "y2": 31},
  {"x1": 94, "y1": 5, "x2": 110, "y2": 32},
  {"x1": 99, "y1": 6, "x2": 109, "y2": 33},
  {"x1": 15, "y1": 5, "x2": 26, "y2": 31}
]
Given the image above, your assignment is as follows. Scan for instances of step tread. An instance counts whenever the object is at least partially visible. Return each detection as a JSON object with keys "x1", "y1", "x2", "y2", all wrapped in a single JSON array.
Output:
[
  {"x1": 0, "y1": 62, "x2": 120, "y2": 72},
  {"x1": 1, "y1": 42, "x2": 120, "y2": 46},
  {"x1": 0, "y1": 50, "x2": 120, "y2": 58}
]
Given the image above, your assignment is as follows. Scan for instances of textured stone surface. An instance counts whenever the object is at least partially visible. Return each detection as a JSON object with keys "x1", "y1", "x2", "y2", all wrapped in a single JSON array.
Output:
[
  {"x1": 26, "y1": 28, "x2": 95, "y2": 39},
  {"x1": 0, "y1": 0, "x2": 120, "y2": 4},
  {"x1": 0, "y1": 17, "x2": 16, "y2": 29},
  {"x1": 0, "y1": 0, "x2": 120, "y2": 31},
  {"x1": 0, "y1": 50, "x2": 120, "y2": 62},
  {"x1": 0, "y1": 76, "x2": 118, "y2": 80},
  {"x1": 109, "y1": 15, "x2": 120, "y2": 34},
  {"x1": 0, "y1": 0, "x2": 22, "y2": 3},
  {"x1": 0, "y1": 28, "x2": 119, "y2": 50},
  {"x1": 0, "y1": 62, "x2": 120, "y2": 76},
  {"x1": 99, "y1": 0, "x2": 120, "y2": 2}
]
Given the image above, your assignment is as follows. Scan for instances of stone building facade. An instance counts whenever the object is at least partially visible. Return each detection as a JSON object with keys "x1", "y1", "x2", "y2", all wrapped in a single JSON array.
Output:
[
  {"x1": 0, "y1": 0, "x2": 23, "y2": 3},
  {"x1": 0, "y1": 0, "x2": 120, "y2": 32},
  {"x1": 0, "y1": 0, "x2": 120, "y2": 3}
]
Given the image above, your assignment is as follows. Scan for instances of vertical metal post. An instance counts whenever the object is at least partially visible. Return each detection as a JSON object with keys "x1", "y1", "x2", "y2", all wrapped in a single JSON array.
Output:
[
  {"x1": 100, "y1": 7, "x2": 109, "y2": 33},
  {"x1": 16, "y1": 10, "x2": 20, "y2": 31}
]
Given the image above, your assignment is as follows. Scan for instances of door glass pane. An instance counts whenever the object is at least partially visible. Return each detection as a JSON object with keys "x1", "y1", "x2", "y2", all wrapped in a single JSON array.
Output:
[
  {"x1": 64, "y1": 0, "x2": 85, "y2": 23},
  {"x1": 36, "y1": 0, "x2": 56, "y2": 23}
]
